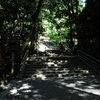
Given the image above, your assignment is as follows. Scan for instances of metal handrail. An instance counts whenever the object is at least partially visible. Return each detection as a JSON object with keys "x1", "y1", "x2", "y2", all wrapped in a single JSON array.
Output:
[
  {"x1": 17, "y1": 49, "x2": 29, "y2": 78},
  {"x1": 77, "y1": 50, "x2": 100, "y2": 74}
]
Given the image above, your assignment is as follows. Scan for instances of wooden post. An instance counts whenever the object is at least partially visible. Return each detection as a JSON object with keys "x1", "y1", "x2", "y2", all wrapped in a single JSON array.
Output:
[{"x1": 11, "y1": 51, "x2": 15, "y2": 75}]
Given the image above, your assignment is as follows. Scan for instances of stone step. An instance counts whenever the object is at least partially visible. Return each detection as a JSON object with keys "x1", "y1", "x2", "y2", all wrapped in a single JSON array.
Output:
[
  {"x1": 23, "y1": 72, "x2": 98, "y2": 78},
  {"x1": 25, "y1": 66, "x2": 93, "y2": 71},
  {"x1": 22, "y1": 50, "x2": 99, "y2": 79},
  {"x1": 26, "y1": 59, "x2": 86, "y2": 66},
  {"x1": 25, "y1": 64, "x2": 93, "y2": 69},
  {"x1": 23, "y1": 66, "x2": 97, "y2": 78},
  {"x1": 24, "y1": 69, "x2": 96, "y2": 74},
  {"x1": 26, "y1": 63, "x2": 66, "y2": 66},
  {"x1": 29, "y1": 50, "x2": 72, "y2": 55},
  {"x1": 27, "y1": 56, "x2": 76, "y2": 62},
  {"x1": 26, "y1": 61, "x2": 86, "y2": 65}
]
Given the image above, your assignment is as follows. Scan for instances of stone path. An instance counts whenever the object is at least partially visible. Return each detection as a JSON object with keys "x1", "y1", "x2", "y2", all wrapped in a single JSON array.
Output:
[
  {"x1": 1, "y1": 76, "x2": 100, "y2": 100},
  {"x1": 0, "y1": 48, "x2": 100, "y2": 100}
]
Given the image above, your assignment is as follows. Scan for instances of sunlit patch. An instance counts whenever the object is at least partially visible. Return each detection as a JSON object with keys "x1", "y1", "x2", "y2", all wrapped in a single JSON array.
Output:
[
  {"x1": 57, "y1": 78, "x2": 100, "y2": 96},
  {"x1": 66, "y1": 83, "x2": 76, "y2": 87},
  {"x1": 32, "y1": 73, "x2": 46, "y2": 80},
  {"x1": 38, "y1": 43, "x2": 50, "y2": 52},
  {"x1": 33, "y1": 90, "x2": 39, "y2": 93},
  {"x1": 10, "y1": 87, "x2": 18, "y2": 94},
  {"x1": 18, "y1": 84, "x2": 31, "y2": 90},
  {"x1": 78, "y1": 93, "x2": 89, "y2": 97},
  {"x1": 60, "y1": 60, "x2": 63, "y2": 62},
  {"x1": 36, "y1": 70, "x2": 43, "y2": 74},
  {"x1": 54, "y1": 64, "x2": 57, "y2": 66},
  {"x1": 76, "y1": 81, "x2": 86, "y2": 84},
  {"x1": 83, "y1": 70, "x2": 89, "y2": 73},
  {"x1": 58, "y1": 74, "x2": 62, "y2": 78},
  {"x1": 47, "y1": 62, "x2": 54, "y2": 66},
  {"x1": 65, "y1": 60, "x2": 68, "y2": 63},
  {"x1": 85, "y1": 86, "x2": 94, "y2": 89},
  {"x1": 22, "y1": 90, "x2": 32, "y2": 93},
  {"x1": 33, "y1": 94, "x2": 42, "y2": 98},
  {"x1": 26, "y1": 57, "x2": 29, "y2": 61},
  {"x1": 56, "y1": 68, "x2": 59, "y2": 71}
]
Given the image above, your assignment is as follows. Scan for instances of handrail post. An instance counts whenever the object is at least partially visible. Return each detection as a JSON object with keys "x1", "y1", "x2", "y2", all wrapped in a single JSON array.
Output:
[{"x1": 16, "y1": 49, "x2": 29, "y2": 78}]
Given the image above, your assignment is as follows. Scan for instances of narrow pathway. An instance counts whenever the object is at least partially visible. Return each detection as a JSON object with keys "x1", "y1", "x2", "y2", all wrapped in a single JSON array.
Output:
[
  {"x1": 1, "y1": 75, "x2": 100, "y2": 100},
  {"x1": 0, "y1": 49, "x2": 100, "y2": 100}
]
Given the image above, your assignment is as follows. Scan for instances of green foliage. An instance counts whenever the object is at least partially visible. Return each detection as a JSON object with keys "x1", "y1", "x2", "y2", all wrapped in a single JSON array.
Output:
[
  {"x1": 0, "y1": 0, "x2": 84, "y2": 50},
  {"x1": 39, "y1": 0, "x2": 71, "y2": 43},
  {"x1": 0, "y1": 0, "x2": 43, "y2": 46}
]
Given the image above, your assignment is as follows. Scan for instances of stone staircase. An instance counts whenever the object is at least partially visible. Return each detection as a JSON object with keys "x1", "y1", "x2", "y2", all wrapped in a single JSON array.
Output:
[{"x1": 23, "y1": 50, "x2": 98, "y2": 79}]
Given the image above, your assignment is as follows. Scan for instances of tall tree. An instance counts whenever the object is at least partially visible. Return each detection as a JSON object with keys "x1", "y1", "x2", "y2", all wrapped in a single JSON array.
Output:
[{"x1": 0, "y1": 0, "x2": 43, "y2": 81}]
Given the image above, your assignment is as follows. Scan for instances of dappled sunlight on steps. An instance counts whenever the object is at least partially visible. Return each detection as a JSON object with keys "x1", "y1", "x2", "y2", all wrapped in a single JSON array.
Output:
[{"x1": 23, "y1": 50, "x2": 99, "y2": 79}]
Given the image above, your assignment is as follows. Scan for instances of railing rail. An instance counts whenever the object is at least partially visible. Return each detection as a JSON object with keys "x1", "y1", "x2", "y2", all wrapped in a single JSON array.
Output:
[
  {"x1": 77, "y1": 50, "x2": 100, "y2": 74},
  {"x1": 0, "y1": 59, "x2": 3, "y2": 66},
  {"x1": 17, "y1": 49, "x2": 29, "y2": 78}
]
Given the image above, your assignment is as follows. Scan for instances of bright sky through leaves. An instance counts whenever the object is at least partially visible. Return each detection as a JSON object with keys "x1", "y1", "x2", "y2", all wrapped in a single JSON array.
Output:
[{"x1": 81, "y1": 0, "x2": 86, "y2": 7}]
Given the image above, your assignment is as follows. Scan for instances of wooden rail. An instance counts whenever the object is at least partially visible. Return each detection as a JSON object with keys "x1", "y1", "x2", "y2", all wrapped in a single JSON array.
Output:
[
  {"x1": 16, "y1": 50, "x2": 29, "y2": 78},
  {"x1": 77, "y1": 50, "x2": 100, "y2": 74}
]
